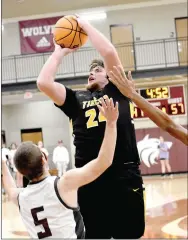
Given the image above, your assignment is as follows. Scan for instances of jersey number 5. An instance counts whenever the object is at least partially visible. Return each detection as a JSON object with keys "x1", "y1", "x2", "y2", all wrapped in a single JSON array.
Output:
[
  {"x1": 85, "y1": 108, "x2": 106, "y2": 129},
  {"x1": 31, "y1": 206, "x2": 52, "y2": 239}
]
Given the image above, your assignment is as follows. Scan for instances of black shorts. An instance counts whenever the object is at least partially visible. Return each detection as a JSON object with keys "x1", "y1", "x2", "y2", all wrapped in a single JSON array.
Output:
[{"x1": 78, "y1": 164, "x2": 145, "y2": 239}]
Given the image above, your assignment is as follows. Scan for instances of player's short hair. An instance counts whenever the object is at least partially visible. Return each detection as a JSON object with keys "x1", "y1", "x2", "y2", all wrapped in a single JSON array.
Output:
[
  {"x1": 89, "y1": 59, "x2": 104, "y2": 71},
  {"x1": 14, "y1": 141, "x2": 44, "y2": 180}
]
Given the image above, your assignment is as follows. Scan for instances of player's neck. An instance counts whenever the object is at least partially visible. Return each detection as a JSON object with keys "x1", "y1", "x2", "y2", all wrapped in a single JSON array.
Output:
[{"x1": 30, "y1": 171, "x2": 50, "y2": 183}]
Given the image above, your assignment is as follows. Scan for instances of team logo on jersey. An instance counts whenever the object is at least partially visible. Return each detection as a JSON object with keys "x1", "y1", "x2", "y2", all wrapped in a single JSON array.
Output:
[
  {"x1": 82, "y1": 95, "x2": 108, "y2": 109},
  {"x1": 137, "y1": 135, "x2": 173, "y2": 168}
]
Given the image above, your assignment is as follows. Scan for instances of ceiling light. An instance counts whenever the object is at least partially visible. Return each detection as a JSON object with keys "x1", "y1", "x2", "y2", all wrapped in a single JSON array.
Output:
[{"x1": 80, "y1": 12, "x2": 107, "y2": 21}]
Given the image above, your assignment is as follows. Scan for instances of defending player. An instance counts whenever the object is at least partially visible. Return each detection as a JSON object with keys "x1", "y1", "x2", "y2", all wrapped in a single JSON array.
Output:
[
  {"x1": 2, "y1": 97, "x2": 119, "y2": 239},
  {"x1": 37, "y1": 16, "x2": 145, "y2": 238},
  {"x1": 108, "y1": 65, "x2": 188, "y2": 146}
]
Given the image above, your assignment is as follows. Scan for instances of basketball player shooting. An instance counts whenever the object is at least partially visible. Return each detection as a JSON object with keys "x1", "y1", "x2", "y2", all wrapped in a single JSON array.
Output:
[
  {"x1": 108, "y1": 66, "x2": 188, "y2": 146},
  {"x1": 1, "y1": 97, "x2": 118, "y2": 239},
  {"x1": 37, "y1": 15, "x2": 145, "y2": 238}
]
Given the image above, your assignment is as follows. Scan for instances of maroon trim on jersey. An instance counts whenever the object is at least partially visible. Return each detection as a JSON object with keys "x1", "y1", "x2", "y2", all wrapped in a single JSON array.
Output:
[{"x1": 54, "y1": 177, "x2": 80, "y2": 211}]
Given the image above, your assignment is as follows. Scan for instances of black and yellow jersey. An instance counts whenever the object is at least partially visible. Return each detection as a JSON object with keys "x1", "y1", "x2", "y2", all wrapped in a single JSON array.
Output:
[{"x1": 55, "y1": 82, "x2": 140, "y2": 168}]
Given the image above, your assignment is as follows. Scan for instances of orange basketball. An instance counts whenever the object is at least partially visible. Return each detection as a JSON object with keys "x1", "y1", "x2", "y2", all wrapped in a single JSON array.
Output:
[{"x1": 53, "y1": 15, "x2": 88, "y2": 49}]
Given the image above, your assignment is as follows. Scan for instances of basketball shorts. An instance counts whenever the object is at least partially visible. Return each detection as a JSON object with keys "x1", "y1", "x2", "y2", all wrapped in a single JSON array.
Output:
[{"x1": 78, "y1": 164, "x2": 145, "y2": 239}]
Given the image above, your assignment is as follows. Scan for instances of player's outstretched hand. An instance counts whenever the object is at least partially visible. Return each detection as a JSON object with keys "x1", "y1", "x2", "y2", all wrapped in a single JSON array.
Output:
[
  {"x1": 108, "y1": 65, "x2": 136, "y2": 99},
  {"x1": 98, "y1": 97, "x2": 119, "y2": 124}
]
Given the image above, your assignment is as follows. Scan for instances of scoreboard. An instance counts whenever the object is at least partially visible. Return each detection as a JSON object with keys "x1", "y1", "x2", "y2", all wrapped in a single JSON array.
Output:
[{"x1": 130, "y1": 85, "x2": 186, "y2": 119}]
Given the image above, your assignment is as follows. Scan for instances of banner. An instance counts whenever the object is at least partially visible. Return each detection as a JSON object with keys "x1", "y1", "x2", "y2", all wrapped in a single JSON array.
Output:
[{"x1": 19, "y1": 16, "x2": 62, "y2": 54}]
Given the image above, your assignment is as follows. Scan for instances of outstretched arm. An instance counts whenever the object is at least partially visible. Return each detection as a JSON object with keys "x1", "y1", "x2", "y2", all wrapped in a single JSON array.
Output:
[
  {"x1": 2, "y1": 156, "x2": 23, "y2": 205},
  {"x1": 60, "y1": 97, "x2": 118, "y2": 191},
  {"x1": 109, "y1": 66, "x2": 188, "y2": 146},
  {"x1": 131, "y1": 92, "x2": 187, "y2": 145}
]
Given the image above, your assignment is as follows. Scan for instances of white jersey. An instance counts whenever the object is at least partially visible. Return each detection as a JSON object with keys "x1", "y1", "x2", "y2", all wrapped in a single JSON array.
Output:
[{"x1": 18, "y1": 176, "x2": 85, "y2": 239}]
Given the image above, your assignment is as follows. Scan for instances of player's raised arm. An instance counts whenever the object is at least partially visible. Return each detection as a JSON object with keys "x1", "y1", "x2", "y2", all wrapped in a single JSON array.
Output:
[
  {"x1": 59, "y1": 97, "x2": 119, "y2": 190},
  {"x1": 75, "y1": 16, "x2": 121, "y2": 74},
  {"x1": 2, "y1": 154, "x2": 23, "y2": 205},
  {"x1": 109, "y1": 66, "x2": 188, "y2": 146},
  {"x1": 37, "y1": 44, "x2": 76, "y2": 106}
]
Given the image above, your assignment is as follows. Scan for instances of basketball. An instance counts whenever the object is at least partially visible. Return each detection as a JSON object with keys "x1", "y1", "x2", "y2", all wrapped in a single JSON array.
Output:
[{"x1": 53, "y1": 15, "x2": 88, "y2": 49}]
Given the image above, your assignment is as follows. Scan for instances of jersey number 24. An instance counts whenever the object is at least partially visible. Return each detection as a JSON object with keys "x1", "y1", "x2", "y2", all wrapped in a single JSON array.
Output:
[{"x1": 85, "y1": 108, "x2": 106, "y2": 129}]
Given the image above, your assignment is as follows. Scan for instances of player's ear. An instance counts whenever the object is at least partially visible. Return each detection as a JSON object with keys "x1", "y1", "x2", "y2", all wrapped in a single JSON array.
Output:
[
  {"x1": 41, "y1": 151, "x2": 47, "y2": 164},
  {"x1": 41, "y1": 157, "x2": 46, "y2": 165}
]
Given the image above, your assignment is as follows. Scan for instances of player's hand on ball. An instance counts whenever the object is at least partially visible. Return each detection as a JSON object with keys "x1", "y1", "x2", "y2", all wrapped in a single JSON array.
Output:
[
  {"x1": 53, "y1": 40, "x2": 78, "y2": 58},
  {"x1": 98, "y1": 97, "x2": 119, "y2": 124},
  {"x1": 108, "y1": 66, "x2": 136, "y2": 99},
  {"x1": 73, "y1": 14, "x2": 90, "y2": 30}
]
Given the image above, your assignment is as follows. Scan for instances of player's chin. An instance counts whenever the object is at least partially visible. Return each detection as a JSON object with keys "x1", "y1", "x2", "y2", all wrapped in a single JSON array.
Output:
[{"x1": 86, "y1": 82, "x2": 100, "y2": 91}]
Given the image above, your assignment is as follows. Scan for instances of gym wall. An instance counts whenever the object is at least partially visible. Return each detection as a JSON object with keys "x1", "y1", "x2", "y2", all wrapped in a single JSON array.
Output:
[{"x1": 2, "y1": 3, "x2": 187, "y2": 57}]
